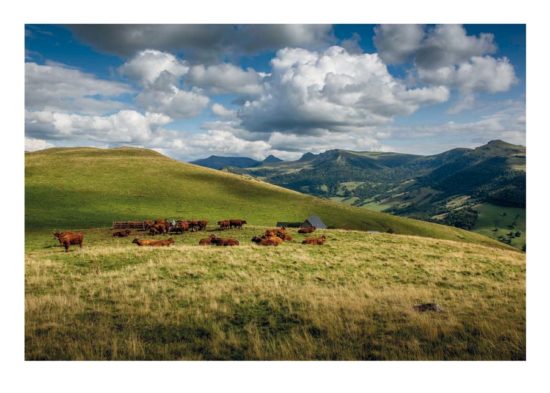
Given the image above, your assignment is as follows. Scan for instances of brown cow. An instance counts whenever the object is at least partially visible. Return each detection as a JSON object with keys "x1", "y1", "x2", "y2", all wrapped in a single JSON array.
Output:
[
  {"x1": 143, "y1": 220, "x2": 154, "y2": 230},
  {"x1": 112, "y1": 229, "x2": 131, "y2": 237},
  {"x1": 260, "y1": 236, "x2": 283, "y2": 246},
  {"x1": 229, "y1": 219, "x2": 247, "y2": 229},
  {"x1": 199, "y1": 234, "x2": 217, "y2": 245},
  {"x1": 298, "y1": 226, "x2": 316, "y2": 234},
  {"x1": 302, "y1": 235, "x2": 327, "y2": 245},
  {"x1": 149, "y1": 223, "x2": 168, "y2": 235},
  {"x1": 211, "y1": 237, "x2": 239, "y2": 246},
  {"x1": 218, "y1": 220, "x2": 230, "y2": 230},
  {"x1": 54, "y1": 232, "x2": 84, "y2": 252},
  {"x1": 132, "y1": 238, "x2": 175, "y2": 247},
  {"x1": 170, "y1": 220, "x2": 189, "y2": 234}
]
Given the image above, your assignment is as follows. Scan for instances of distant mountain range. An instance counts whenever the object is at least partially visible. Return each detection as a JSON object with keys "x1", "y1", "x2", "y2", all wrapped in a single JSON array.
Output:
[
  {"x1": 190, "y1": 140, "x2": 526, "y2": 247},
  {"x1": 190, "y1": 154, "x2": 282, "y2": 170}
]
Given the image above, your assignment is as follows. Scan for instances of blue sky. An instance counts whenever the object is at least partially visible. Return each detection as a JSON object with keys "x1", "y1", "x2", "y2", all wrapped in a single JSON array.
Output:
[{"x1": 25, "y1": 24, "x2": 525, "y2": 160}]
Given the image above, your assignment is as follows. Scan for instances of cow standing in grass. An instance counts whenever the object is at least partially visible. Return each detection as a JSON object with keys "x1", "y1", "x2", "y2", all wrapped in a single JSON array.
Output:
[
  {"x1": 230, "y1": 219, "x2": 247, "y2": 229},
  {"x1": 54, "y1": 231, "x2": 84, "y2": 252}
]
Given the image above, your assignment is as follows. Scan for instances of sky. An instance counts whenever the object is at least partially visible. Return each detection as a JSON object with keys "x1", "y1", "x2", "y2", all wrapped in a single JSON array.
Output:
[{"x1": 24, "y1": 24, "x2": 526, "y2": 161}]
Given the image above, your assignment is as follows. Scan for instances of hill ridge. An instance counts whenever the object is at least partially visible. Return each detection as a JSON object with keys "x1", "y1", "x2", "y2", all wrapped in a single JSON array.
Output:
[{"x1": 25, "y1": 146, "x2": 510, "y2": 250}]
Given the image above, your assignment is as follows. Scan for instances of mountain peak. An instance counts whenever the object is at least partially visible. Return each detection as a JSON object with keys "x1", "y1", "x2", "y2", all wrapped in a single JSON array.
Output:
[
  {"x1": 263, "y1": 154, "x2": 283, "y2": 164},
  {"x1": 299, "y1": 152, "x2": 316, "y2": 161}
]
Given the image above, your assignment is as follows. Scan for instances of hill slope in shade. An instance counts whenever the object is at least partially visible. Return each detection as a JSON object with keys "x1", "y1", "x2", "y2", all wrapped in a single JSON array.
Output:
[{"x1": 25, "y1": 147, "x2": 510, "y2": 249}]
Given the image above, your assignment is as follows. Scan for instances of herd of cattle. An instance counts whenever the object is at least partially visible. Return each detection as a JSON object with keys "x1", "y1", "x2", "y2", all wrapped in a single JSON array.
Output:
[{"x1": 53, "y1": 219, "x2": 325, "y2": 252}]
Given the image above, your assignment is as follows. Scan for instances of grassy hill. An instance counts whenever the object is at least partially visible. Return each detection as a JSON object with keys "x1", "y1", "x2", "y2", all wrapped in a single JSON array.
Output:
[
  {"x1": 25, "y1": 226, "x2": 525, "y2": 360},
  {"x1": 25, "y1": 147, "x2": 510, "y2": 249}
]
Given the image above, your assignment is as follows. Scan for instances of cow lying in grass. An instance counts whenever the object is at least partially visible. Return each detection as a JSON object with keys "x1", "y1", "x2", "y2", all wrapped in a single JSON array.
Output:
[
  {"x1": 211, "y1": 236, "x2": 239, "y2": 246},
  {"x1": 199, "y1": 234, "x2": 217, "y2": 245},
  {"x1": 302, "y1": 235, "x2": 327, "y2": 245},
  {"x1": 298, "y1": 226, "x2": 316, "y2": 234},
  {"x1": 132, "y1": 238, "x2": 175, "y2": 247},
  {"x1": 252, "y1": 227, "x2": 292, "y2": 246},
  {"x1": 112, "y1": 229, "x2": 131, "y2": 237},
  {"x1": 53, "y1": 231, "x2": 84, "y2": 252}
]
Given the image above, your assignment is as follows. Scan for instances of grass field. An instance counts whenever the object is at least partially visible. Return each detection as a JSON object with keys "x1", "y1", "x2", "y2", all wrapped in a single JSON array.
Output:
[
  {"x1": 25, "y1": 147, "x2": 510, "y2": 250},
  {"x1": 472, "y1": 203, "x2": 526, "y2": 250},
  {"x1": 25, "y1": 226, "x2": 525, "y2": 360}
]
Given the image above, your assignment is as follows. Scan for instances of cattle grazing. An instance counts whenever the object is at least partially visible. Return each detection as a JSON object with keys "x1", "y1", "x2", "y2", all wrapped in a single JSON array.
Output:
[
  {"x1": 199, "y1": 234, "x2": 217, "y2": 245},
  {"x1": 187, "y1": 220, "x2": 207, "y2": 231},
  {"x1": 218, "y1": 220, "x2": 230, "y2": 230},
  {"x1": 112, "y1": 229, "x2": 131, "y2": 237},
  {"x1": 143, "y1": 220, "x2": 154, "y2": 230},
  {"x1": 54, "y1": 231, "x2": 84, "y2": 252},
  {"x1": 132, "y1": 238, "x2": 175, "y2": 247},
  {"x1": 170, "y1": 220, "x2": 190, "y2": 234},
  {"x1": 302, "y1": 235, "x2": 327, "y2": 245},
  {"x1": 229, "y1": 219, "x2": 247, "y2": 229},
  {"x1": 149, "y1": 223, "x2": 168, "y2": 235},
  {"x1": 298, "y1": 226, "x2": 316, "y2": 234}
]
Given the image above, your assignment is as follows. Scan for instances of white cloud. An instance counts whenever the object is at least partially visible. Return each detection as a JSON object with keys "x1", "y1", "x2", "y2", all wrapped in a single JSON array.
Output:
[
  {"x1": 187, "y1": 63, "x2": 265, "y2": 95},
  {"x1": 239, "y1": 46, "x2": 449, "y2": 133},
  {"x1": 119, "y1": 49, "x2": 189, "y2": 86},
  {"x1": 25, "y1": 62, "x2": 132, "y2": 114},
  {"x1": 25, "y1": 137, "x2": 54, "y2": 152},
  {"x1": 418, "y1": 55, "x2": 517, "y2": 94},
  {"x1": 211, "y1": 103, "x2": 236, "y2": 118},
  {"x1": 136, "y1": 87, "x2": 209, "y2": 119},
  {"x1": 374, "y1": 25, "x2": 516, "y2": 111},
  {"x1": 25, "y1": 110, "x2": 170, "y2": 144},
  {"x1": 373, "y1": 24, "x2": 425, "y2": 64}
]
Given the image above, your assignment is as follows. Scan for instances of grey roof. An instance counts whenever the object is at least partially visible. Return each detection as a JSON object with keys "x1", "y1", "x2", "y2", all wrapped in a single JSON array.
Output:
[{"x1": 303, "y1": 215, "x2": 326, "y2": 229}]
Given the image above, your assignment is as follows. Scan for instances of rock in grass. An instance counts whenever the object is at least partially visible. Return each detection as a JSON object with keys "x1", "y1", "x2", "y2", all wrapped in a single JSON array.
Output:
[{"x1": 413, "y1": 303, "x2": 443, "y2": 313}]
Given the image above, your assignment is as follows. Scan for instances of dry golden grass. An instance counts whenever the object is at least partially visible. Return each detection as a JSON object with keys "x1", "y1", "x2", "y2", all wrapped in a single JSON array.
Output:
[{"x1": 25, "y1": 227, "x2": 525, "y2": 360}]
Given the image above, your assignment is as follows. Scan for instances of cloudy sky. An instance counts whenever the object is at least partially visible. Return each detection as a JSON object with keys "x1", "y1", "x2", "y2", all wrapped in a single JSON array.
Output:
[{"x1": 25, "y1": 24, "x2": 525, "y2": 160}]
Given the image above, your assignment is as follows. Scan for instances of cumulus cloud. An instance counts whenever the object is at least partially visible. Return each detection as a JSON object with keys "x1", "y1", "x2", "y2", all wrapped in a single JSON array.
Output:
[
  {"x1": 374, "y1": 24, "x2": 516, "y2": 113},
  {"x1": 187, "y1": 63, "x2": 265, "y2": 95},
  {"x1": 118, "y1": 49, "x2": 189, "y2": 85},
  {"x1": 120, "y1": 50, "x2": 210, "y2": 119},
  {"x1": 374, "y1": 24, "x2": 496, "y2": 68},
  {"x1": 25, "y1": 62, "x2": 132, "y2": 114},
  {"x1": 373, "y1": 24, "x2": 425, "y2": 64},
  {"x1": 418, "y1": 55, "x2": 517, "y2": 94},
  {"x1": 25, "y1": 110, "x2": 171, "y2": 144},
  {"x1": 211, "y1": 103, "x2": 236, "y2": 118},
  {"x1": 25, "y1": 137, "x2": 54, "y2": 152},
  {"x1": 239, "y1": 46, "x2": 449, "y2": 134},
  {"x1": 70, "y1": 24, "x2": 334, "y2": 62}
]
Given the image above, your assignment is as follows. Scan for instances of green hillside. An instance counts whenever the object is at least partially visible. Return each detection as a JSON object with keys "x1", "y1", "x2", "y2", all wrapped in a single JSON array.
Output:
[{"x1": 25, "y1": 147, "x2": 509, "y2": 249}]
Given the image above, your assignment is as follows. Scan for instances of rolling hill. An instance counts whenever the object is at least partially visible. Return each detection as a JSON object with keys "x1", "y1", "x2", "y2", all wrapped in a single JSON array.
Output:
[
  {"x1": 223, "y1": 140, "x2": 525, "y2": 248},
  {"x1": 25, "y1": 146, "x2": 509, "y2": 249}
]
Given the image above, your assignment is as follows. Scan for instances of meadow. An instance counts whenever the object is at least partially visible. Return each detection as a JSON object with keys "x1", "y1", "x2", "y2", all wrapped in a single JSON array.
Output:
[{"x1": 25, "y1": 226, "x2": 525, "y2": 360}]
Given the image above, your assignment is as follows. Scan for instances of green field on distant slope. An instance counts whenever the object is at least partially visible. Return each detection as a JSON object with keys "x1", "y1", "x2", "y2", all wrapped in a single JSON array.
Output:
[{"x1": 25, "y1": 147, "x2": 510, "y2": 249}]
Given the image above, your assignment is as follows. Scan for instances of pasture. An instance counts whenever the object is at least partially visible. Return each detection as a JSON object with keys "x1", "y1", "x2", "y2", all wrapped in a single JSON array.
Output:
[{"x1": 25, "y1": 226, "x2": 525, "y2": 360}]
